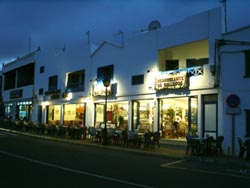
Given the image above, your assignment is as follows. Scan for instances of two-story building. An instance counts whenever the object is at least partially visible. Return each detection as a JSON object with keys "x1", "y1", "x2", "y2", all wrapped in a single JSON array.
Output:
[{"x1": 3, "y1": 7, "x2": 250, "y2": 155}]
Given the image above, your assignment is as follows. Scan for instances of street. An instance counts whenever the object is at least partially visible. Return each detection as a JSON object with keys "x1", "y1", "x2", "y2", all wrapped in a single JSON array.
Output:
[{"x1": 0, "y1": 131, "x2": 250, "y2": 188}]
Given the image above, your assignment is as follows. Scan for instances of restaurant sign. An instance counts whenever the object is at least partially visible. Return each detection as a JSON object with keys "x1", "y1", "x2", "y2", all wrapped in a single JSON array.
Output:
[
  {"x1": 93, "y1": 84, "x2": 112, "y2": 96},
  {"x1": 155, "y1": 71, "x2": 187, "y2": 90},
  {"x1": 10, "y1": 89, "x2": 23, "y2": 99}
]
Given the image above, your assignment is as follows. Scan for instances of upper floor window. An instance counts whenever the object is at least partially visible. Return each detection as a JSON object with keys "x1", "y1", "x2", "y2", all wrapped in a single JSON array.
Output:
[
  {"x1": 4, "y1": 70, "x2": 16, "y2": 90},
  {"x1": 132, "y1": 74, "x2": 144, "y2": 85},
  {"x1": 17, "y1": 63, "x2": 34, "y2": 87},
  {"x1": 48, "y1": 75, "x2": 58, "y2": 91},
  {"x1": 66, "y1": 70, "x2": 85, "y2": 92},
  {"x1": 97, "y1": 65, "x2": 114, "y2": 81},
  {"x1": 165, "y1": 60, "x2": 179, "y2": 71},
  {"x1": 39, "y1": 88, "x2": 44, "y2": 95},
  {"x1": 40, "y1": 66, "x2": 45, "y2": 73},
  {"x1": 244, "y1": 50, "x2": 250, "y2": 77},
  {"x1": 186, "y1": 58, "x2": 208, "y2": 68}
]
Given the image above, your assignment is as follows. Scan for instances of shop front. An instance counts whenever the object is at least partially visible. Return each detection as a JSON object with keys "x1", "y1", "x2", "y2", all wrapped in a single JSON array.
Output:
[
  {"x1": 4, "y1": 100, "x2": 32, "y2": 121},
  {"x1": 131, "y1": 99, "x2": 155, "y2": 132},
  {"x1": 159, "y1": 97, "x2": 197, "y2": 139},
  {"x1": 46, "y1": 103, "x2": 86, "y2": 126},
  {"x1": 95, "y1": 101, "x2": 128, "y2": 130}
]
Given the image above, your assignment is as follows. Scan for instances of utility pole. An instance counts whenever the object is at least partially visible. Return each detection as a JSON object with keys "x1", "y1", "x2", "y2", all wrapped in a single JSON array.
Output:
[{"x1": 220, "y1": 0, "x2": 227, "y2": 32}]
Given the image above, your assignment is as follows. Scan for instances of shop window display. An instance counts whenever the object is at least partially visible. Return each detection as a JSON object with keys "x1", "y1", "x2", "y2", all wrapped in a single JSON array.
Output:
[
  {"x1": 95, "y1": 102, "x2": 128, "y2": 130},
  {"x1": 160, "y1": 98, "x2": 191, "y2": 139}
]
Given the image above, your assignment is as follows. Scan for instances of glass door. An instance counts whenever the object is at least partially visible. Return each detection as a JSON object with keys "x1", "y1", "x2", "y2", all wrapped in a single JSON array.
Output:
[
  {"x1": 188, "y1": 96, "x2": 198, "y2": 135},
  {"x1": 132, "y1": 101, "x2": 140, "y2": 130},
  {"x1": 202, "y1": 94, "x2": 218, "y2": 138}
]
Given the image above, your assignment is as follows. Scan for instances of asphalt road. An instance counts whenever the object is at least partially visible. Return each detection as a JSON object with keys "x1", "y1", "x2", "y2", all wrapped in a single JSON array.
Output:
[{"x1": 0, "y1": 131, "x2": 250, "y2": 188}]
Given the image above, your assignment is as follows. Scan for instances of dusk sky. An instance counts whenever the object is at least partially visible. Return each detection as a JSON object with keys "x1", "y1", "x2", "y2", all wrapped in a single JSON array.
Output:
[{"x1": 0, "y1": 0, "x2": 249, "y2": 69}]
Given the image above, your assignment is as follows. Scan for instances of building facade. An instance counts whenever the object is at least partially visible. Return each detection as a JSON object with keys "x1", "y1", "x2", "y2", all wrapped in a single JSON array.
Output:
[{"x1": 2, "y1": 7, "x2": 250, "y2": 155}]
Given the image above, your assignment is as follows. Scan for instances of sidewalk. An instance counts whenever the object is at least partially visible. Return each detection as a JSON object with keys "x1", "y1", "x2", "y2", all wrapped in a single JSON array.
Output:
[{"x1": 1, "y1": 127, "x2": 250, "y2": 167}]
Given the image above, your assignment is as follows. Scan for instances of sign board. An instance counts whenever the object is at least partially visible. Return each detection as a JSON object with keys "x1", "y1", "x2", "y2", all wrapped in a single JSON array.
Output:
[
  {"x1": 226, "y1": 94, "x2": 240, "y2": 108},
  {"x1": 155, "y1": 71, "x2": 187, "y2": 90},
  {"x1": 226, "y1": 107, "x2": 241, "y2": 115}
]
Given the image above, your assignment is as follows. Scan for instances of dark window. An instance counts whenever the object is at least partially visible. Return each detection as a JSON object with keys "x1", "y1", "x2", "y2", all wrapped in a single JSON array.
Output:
[
  {"x1": 244, "y1": 50, "x2": 250, "y2": 77},
  {"x1": 40, "y1": 66, "x2": 45, "y2": 73},
  {"x1": 165, "y1": 60, "x2": 179, "y2": 71},
  {"x1": 66, "y1": 70, "x2": 85, "y2": 92},
  {"x1": 4, "y1": 70, "x2": 16, "y2": 90},
  {"x1": 245, "y1": 109, "x2": 250, "y2": 137},
  {"x1": 17, "y1": 63, "x2": 34, "y2": 87},
  {"x1": 186, "y1": 58, "x2": 209, "y2": 67},
  {"x1": 132, "y1": 74, "x2": 144, "y2": 85},
  {"x1": 48, "y1": 75, "x2": 58, "y2": 91},
  {"x1": 39, "y1": 88, "x2": 44, "y2": 95},
  {"x1": 97, "y1": 65, "x2": 114, "y2": 81}
]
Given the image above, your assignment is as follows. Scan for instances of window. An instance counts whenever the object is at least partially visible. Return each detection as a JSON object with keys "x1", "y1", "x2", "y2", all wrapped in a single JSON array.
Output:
[
  {"x1": 245, "y1": 110, "x2": 250, "y2": 137},
  {"x1": 165, "y1": 60, "x2": 179, "y2": 71},
  {"x1": 39, "y1": 88, "x2": 44, "y2": 95},
  {"x1": 186, "y1": 58, "x2": 208, "y2": 68},
  {"x1": 40, "y1": 66, "x2": 45, "y2": 73},
  {"x1": 4, "y1": 70, "x2": 16, "y2": 90},
  {"x1": 97, "y1": 65, "x2": 114, "y2": 81},
  {"x1": 132, "y1": 74, "x2": 144, "y2": 85},
  {"x1": 48, "y1": 75, "x2": 58, "y2": 91},
  {"x1": 244, "y1": 50, "x2": 250, "y2": 77},
  {"x1": 17, "y1": 63, "x2": 34, "y2": 87},
  {"x1": 66, "y1": 70, "x2": 85, "y2": 92}
]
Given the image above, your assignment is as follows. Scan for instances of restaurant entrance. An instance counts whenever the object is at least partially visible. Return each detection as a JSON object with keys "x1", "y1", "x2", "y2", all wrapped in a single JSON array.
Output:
[
  {"x1": 95, "y1": 101, "x2": 128, "y2": 129},
  {"x1": 159, "y1": 96, "x2": 198, "y2": 139}
]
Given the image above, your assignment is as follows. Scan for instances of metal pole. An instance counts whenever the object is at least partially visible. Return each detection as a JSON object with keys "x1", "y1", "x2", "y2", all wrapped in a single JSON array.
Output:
[
  {"x1": 103, "y1": 87, "x2": 108, "y2": 145},
  {"x1": 232, "y1": 114, "x2": 235, "y2": 155}
]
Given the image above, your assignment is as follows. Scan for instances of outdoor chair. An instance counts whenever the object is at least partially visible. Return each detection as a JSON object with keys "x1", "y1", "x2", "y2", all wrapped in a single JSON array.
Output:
[
  {"x1": 244, "y1": 139, "x2": 250, "y2": 160},
  {"x1": 215, "y1": 136, "x2": 224, "y2": 156},
  {"x1": 185, "y1": 134, "x2": 198, "y2": 156},
  {"x1": 152, "y1": 131, "x2": 160, "y2": 148},
  {"x1": 238, "y1": 137, "x2": 246, "y2": 159},
  {"x1": 143, "y1": 131, "x2": 153, "y2": 149},
  {"x1": 121, "y1": 130, "x2": 129, "y2": 146},
  {"x1": 204, "y1": 136, "x2": 216, "y2": 156}
]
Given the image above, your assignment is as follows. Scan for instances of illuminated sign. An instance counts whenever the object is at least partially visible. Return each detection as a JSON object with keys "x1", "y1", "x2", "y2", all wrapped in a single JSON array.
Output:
[
  {"x1": 155, "y1": 71, "x2": 187, "y2": 90},
  {"x1": 93, "y1": 84, "x2": 112, "y2": 96}
]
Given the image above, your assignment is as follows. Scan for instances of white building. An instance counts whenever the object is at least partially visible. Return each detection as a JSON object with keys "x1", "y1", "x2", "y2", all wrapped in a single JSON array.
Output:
[{"x1": 2, "y1": 7, "x2": 249, "y2": 155}]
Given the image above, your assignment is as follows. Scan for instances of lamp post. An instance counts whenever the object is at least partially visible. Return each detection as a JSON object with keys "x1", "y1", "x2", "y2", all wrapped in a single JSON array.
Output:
[{"x1": 102, "y1": 79, "x2": 111, "y2": 145}]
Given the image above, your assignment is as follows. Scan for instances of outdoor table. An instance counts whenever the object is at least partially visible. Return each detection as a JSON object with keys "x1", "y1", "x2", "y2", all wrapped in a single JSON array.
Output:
[{"x1": 190, "y1": 137, "x2": 206, "y2": 155}]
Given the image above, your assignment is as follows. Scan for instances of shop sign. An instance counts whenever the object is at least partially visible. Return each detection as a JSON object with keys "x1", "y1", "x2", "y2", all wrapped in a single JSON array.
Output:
[
  {"x1": 10, "y1": 89, "x2": 23, "y2": 99},
  {"x1": 93, "y1": 84, "x2": 112, "y2": 96},
  {"x1": 155, "y1": 71, "x2": 187, "y2": 90},
  {"x1": 226, "y1": 107, "x2": 241, "y2": 115}
]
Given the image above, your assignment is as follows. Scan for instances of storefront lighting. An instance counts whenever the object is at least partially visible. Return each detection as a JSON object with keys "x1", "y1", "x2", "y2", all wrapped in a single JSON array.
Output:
[
  {"x1": 66, "y1": 92, "x2": 73, "y2": 101},
  {"x1": 41, "y1": 101, "x2": 48, "y2": 107}
]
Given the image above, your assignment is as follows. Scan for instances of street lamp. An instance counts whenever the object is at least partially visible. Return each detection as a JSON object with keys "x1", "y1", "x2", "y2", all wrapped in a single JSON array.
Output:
[{"x1": 102, "y1": 78, "x2": 111, "y2": 145}]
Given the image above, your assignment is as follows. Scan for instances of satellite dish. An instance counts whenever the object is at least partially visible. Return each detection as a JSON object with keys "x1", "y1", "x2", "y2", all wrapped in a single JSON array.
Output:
[{"x1": 148, "y1": 20, "x2": 161, "y2": 31}]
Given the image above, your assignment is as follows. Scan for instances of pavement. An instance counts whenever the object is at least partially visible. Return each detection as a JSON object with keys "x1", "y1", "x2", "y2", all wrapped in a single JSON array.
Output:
[{"x1": 1, "y1": 127, "x2": 250, "y2": 167}]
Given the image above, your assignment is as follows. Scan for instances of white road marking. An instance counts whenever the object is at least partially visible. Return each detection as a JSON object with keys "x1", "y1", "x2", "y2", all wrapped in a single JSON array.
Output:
[
  {"x1": 160, "y1": 159, "x2": 185, "y2": 167},
  {"x1": 161, "y1": 160, "x2": 250, "y2": 180},
  {"x1": 0, "y1": 150, "x2": 156, "y2": 188}
]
